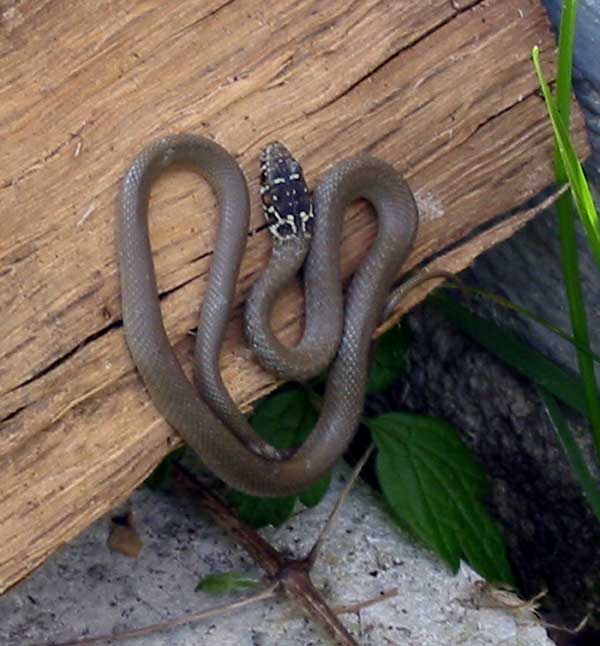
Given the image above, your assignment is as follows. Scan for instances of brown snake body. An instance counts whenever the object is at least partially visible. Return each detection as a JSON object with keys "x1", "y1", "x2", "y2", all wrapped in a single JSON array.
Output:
[{"x1": 119, "y1": 134, "x2": 418, "y2": 496}]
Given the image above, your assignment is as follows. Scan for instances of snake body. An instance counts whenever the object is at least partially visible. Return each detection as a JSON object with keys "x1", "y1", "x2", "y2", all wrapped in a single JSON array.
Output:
[{"x1": 119, "y1": 134, "x2": 417, "y2": 497}]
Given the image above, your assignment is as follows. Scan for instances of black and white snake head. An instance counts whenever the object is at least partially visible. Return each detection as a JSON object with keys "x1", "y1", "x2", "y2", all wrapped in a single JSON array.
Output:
[{"x1": 260, "y1": 142, "x2": 314, "y2": 243}]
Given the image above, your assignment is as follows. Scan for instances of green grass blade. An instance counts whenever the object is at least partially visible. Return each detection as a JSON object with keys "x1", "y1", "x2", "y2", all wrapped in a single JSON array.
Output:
[
  {"x1": 431, "y1": 294, "x2": 589, "y2": 416},
  {"x1": 443, "y1": 284, "x2": 600, "y2": 365},
  {"x1": 538, "y1": 387, "x2": 600, "y2": 523},
  {"x1": 532, "y1": 48, "x2": 600, "y2": 266},
  {"x1": 555, "y1": 0, "x2": 577, "y2": 117},
  {"x1": 532, "y1": 3, "x2": 600, "y2": 458}
]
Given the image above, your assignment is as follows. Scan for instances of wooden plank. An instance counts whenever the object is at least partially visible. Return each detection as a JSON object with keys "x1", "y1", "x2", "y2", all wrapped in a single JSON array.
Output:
[{"x1": 0, "y1": 0, "x2": 589, "y2": 591}]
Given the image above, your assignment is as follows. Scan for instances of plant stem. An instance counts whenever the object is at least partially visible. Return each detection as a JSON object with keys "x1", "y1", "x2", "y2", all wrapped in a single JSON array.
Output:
[{"x1": 553, "y1": 0, "x2": 600, "y2": 457}]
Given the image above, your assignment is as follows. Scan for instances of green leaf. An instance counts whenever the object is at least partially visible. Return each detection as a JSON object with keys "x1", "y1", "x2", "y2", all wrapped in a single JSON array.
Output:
[
  {"x1": 555, "y1": 0, "x2": 577, "y2": 120},
  {"x1": 431, "y1": 294, "x2": 590, "y2": 416},
  {"x1": 228, "y1": 491, "x2": 296, "y2": 528},
  {"x1": 231, "y1": 387, "x2": 329, "y2": 526},
  {"x1": 299, "y1": 471, "x2": 332, "y2": 508},
  {"x1": 248, "y1": 388, "x2": 318, "y2": 450},
  {"x1": 369, "y1": 412, "x2": 514, "y2": 584},
  {"x1": 367, "y1": 323, "x2": 410, "y2": 394},
  {"x1": 195, "y1": 572, "x2": 261, "y2": 594},
  {"x1": 143, "y1": 447, "x2": 186, "y2": 491}
]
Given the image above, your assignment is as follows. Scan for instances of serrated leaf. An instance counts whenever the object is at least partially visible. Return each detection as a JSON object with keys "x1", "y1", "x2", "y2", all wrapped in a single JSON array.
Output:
[
  {"x1": 369, "y1": 412, "x2": 513, "y2": 584},
  {"x1": 231, "y1": 387, "x2": 329, "y2": 526},
  {"x1": 367, "y1": 323, "x2": 410, "y2": 394},
  {"x1": 195, "y1": 572, "x2": 261, "y2": 594}
]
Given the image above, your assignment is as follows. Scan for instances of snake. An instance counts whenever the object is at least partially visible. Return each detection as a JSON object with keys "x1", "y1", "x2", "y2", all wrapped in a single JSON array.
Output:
[{"x1": 119, "y1": 134, "x2": 418, "y2": 497}]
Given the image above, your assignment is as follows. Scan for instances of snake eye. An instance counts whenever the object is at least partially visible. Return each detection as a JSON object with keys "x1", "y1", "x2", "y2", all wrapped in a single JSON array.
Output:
[{"x1": 260, "y1": 142, "x2": 314, "y2": 242}]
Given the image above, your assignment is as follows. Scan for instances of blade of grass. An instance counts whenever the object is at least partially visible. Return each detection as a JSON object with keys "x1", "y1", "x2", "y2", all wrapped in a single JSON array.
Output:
[
  {"x1": 532, "y1": 47, "x2": 600, "y2": 264},
  {"x1": 531, "y1": 2, "x2": 600, "y2": 457},
  {"x1": 555, "y1": 0, "x2": 577, "y2": 117},
  {"x1": 442, "y1": 284, "x2": 600, "y2": 366},
  {"x1": 538, "y1": 387, "x2": 600, "y2": 523},
  {"x1": 431, "y1": 294, "x2": 589, "y2": 416}
]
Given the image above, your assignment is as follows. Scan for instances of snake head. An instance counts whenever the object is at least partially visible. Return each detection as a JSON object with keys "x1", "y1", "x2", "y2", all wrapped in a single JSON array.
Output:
[{"x1": 260, "y1": 142, "x2": 313, "y2": 242}]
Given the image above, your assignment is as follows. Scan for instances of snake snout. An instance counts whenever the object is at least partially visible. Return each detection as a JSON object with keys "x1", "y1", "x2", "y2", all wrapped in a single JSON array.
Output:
[{"x1": 259, "y1": 141, "x2": 314, "y2": 242}]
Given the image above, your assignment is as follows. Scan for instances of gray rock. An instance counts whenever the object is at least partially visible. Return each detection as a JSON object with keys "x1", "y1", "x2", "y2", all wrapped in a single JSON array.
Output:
[
  {"x1": 0, "y1": 467, "x2": 553, "y2": 645},
  {"x1": 385, "y1": 0, "x2": 600, "y2": 637}
]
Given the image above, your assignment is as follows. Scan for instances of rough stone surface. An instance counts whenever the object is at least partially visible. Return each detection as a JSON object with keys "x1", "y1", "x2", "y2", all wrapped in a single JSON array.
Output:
[
  {"x1": 368, "y1": 304, "x2": 600, "y2": 634},
  {"x1": 381, "y1": 0, "x2": 600, "y2": 638},
  {"x1": 0, "y1": 467, "x2": 552, "y2": 646}
]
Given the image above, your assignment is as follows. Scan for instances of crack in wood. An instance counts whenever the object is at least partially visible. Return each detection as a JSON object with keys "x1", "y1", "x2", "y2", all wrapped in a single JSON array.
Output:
[
  {"x1": 304, "y1": 0, "x2": 484, "y2": 119},
  {"x1": 7, "y1": 318, "x2": 122, "y2": 397},
  {"x1": 1, "y1": 259, "x2": 209, "y2": 417},
  {"x1": 236, "y1": 1, "x2": 485, "y2": 160},
  {"x1": 0, "y1": 121, "x2": 90, "y2": 190},
  {"x1": 367, "y1": 84, "x2": 543, "y2": 164},
  {"x1": 169, "y1": 0, "x2": 238, "y2": 42},
  {"x1": 468, "y1": 89, "x2": 543, "y2": 141},
  {"x1": 419, "y1": 185, "x2": 565, "y2": 271},
  {"x1": 0, "y1": 404, "x2": 25, "y2": 425}
]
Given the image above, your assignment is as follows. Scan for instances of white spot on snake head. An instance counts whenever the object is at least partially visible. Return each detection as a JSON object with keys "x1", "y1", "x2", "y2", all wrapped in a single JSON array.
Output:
[{"x1": 259, "y1": 140, "x2": 312, "y2": 242}]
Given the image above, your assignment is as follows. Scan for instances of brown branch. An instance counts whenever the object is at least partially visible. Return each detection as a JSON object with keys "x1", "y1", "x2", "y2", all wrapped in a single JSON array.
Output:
[
  {"x1": 174, "y1": 466, "x2": 359, "y2": 646},
  {"x1": 31, "y1": 583, "x2": 400, "y2": 646},
  {"x1": 174, "y1": 469, "x2": 285, "y2": 578}
]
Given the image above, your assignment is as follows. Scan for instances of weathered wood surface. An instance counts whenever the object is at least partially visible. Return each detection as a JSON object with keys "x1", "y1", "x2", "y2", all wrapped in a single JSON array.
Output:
[{"x1": 0, "y1": 0, "x2": 589, "y2": 592}]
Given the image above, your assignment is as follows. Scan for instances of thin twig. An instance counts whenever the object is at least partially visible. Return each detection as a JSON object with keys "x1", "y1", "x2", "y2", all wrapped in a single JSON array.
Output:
[
  {"x1": 31, "y1": 583, "x2": 400, "y2": 646},
  {"x1": 27, "y1": 584, "x2": 278, "y2": 646},
  {"x1": 307, "y1": 444, "x2": 375, "y2": 568},
  {"x1": 333, "y1": 587, "x2": 399, "y2": 615}
]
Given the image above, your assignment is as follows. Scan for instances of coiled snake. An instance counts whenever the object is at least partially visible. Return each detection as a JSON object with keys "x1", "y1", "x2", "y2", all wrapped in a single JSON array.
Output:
[{"x1": 119, "y1": 134, "x2": 418, "y2": 497}]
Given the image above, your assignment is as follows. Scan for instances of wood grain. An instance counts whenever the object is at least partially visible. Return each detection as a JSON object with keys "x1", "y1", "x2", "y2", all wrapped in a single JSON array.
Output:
[{"x1": 0, "y1": 0, "x2": 590, "y2": 591}]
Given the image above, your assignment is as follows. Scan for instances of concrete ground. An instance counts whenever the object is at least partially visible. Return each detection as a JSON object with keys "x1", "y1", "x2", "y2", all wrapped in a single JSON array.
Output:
[{"x1": 0, "y1": 464, "x2": 553, "y2": 646}]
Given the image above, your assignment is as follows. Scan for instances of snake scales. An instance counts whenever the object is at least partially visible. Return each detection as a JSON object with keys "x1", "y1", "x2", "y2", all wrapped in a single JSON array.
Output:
[{"x1": 119, "y1": 134, "x2": 418, "y2": 497}]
